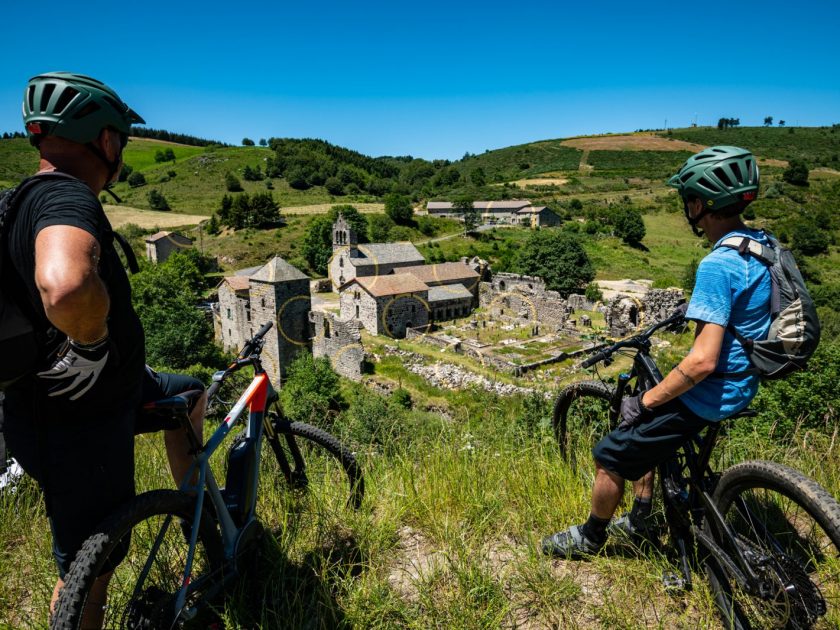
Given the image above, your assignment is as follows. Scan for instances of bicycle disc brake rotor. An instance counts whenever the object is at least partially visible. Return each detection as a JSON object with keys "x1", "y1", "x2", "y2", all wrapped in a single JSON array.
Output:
[{"x1": 740, "y1": 535, "x2": 826, "y2": 628}]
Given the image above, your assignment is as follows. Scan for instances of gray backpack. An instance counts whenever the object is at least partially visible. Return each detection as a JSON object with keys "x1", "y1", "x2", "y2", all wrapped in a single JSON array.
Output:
[{"x1": 716, "y1": 233, "x2": 821, "y2": 380}]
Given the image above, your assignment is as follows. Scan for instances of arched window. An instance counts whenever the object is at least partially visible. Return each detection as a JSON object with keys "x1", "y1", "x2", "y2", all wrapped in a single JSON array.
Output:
[
  {"x1": 339, "y1": 257, "x2": 344, "y2": 268},
  {"x1": 355, "y1": 305, "x2": 360, "y2": 318},
  {"x1": 324, "y1": 320, "x2": 331, "y2": 338}
]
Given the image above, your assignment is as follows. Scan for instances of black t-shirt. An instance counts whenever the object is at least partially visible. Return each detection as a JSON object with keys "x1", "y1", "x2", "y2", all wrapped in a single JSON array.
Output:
[{"x1": 4, "y1": 177, "x2": 144, "y2": 417}]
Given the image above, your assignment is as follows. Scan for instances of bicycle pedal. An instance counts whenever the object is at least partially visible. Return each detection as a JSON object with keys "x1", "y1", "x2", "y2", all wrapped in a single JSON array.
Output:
[{"x1": 662, "y1": 571, "x2": 687, "y2": 592}]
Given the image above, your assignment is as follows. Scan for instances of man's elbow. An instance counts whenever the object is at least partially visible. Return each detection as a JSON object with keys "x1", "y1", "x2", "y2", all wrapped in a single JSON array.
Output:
[
  {"x1": 37, "y1": 270, "x2": 95, "y2": 312},
  {"x1": 692, "y1": 355, "x2": 719, "y2": 379}
]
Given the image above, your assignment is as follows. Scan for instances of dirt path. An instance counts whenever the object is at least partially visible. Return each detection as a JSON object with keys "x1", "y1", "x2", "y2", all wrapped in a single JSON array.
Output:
[{"x1": 579, "y1": 149, "x2": 593, "y2": 173}]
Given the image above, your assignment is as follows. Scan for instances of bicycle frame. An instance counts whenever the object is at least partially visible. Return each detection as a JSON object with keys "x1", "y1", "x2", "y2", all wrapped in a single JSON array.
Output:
[
  {"x1": 139, "y1": 361, "x2": 276, "y2": 617},
  {"x1": 603, "y1": 334, "x2": 768, "y2": 593}
]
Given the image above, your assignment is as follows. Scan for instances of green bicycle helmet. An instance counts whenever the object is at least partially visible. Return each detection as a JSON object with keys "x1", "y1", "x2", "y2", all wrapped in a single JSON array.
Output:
[
  {"x1": 22, "y1": 72, "x2": 144, "y2": 145},
  {"x1": 668, "y1": 145, "x2": 759, "y2": 235}
]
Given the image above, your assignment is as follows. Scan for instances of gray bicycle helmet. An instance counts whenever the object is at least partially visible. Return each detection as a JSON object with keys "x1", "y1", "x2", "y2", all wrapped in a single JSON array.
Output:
[{"x1": 22, "y1": 72, "x2": 144, "y2": 145}]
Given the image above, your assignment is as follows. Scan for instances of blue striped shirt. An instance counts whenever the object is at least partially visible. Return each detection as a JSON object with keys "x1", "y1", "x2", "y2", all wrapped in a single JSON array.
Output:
[{"x1": 680, "y1": 229, "x2": 772, "y2": 421}]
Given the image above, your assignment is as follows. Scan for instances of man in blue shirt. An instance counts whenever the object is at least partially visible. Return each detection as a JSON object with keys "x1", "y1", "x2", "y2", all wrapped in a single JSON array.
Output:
[{"x1": 543, "y1": 146, "x2": 771, "y2": 557}]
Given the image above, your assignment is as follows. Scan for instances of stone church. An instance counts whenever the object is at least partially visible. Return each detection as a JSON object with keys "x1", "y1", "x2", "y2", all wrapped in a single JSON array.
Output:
[{"x1": 328, "y1": 213, "x2": 425, "y2": 291}]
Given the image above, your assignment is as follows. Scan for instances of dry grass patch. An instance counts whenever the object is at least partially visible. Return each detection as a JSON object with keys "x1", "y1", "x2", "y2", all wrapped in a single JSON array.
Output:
[
  {"x1": 103, "y1": 205, "x2": 207, "y2": 229},
  {"x1": 282, "y1": 203, "x2": 385, "y2": 215},
  {"x1": 562, "y1": 135, "x2": 706, "y2": 152},
  {"x1": 506, "y1": 177, "x2": 570, "y2": 188}
]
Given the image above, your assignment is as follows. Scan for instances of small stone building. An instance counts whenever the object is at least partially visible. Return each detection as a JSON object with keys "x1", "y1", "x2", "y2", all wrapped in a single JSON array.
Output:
[
  {"x1": 426, "y1": 200, "x2": 532, "y2": 223},
  {"x1": 145, "y1": 231, "x2": 193, "y2": 264},
  {"x1": 329, "y1": 213, "x2": 425, "y2": 290},
  {"x1": 310, "y1": 311, "x2": 365, "y2": 380},
  {"x1": 340, "y1": 273, "x2": 430, "y2": 338},
  {"x1": 214, "y1": 256, "x2": 311, "y2": 385},
  {"x1": 514, "y1": 206, "x2": 562, "y2": 228}
]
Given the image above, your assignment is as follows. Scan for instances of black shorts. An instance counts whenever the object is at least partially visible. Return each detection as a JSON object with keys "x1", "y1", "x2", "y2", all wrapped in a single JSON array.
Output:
[
  {"x1": 3, "y1": 367, "x2": 204, "y2": 578},
  {"x1": 592, "y1": 398, "x2": 713, "y2": 481}
]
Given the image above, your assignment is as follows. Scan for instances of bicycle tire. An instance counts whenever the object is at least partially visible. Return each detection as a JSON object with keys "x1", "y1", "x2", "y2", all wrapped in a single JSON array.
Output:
[
  {"x1": 705, "y1": 460, "x2": 840, "y2": 629},
  {"x1": 52, "y1": 490, "x2": 224, "y2": 630},
  {"x1": 552, "y1": 380, "x2": 617, "y2": 469},
  {"x1": 261, "y1": 418, "x2": 364, "y2": 546}
]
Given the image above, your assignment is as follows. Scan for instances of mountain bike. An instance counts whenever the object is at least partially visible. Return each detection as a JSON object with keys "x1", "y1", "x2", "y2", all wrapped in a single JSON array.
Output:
[
  {"x1": 552, "y1": 308, "x2": 840, "y2": 629},
  {"x1": 52, "y1": 322, "x2": 364, "y2": 629}
]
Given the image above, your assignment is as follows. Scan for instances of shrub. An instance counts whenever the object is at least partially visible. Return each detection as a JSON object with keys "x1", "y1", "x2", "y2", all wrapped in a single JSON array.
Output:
[
  {"x1": 512, "y1": 230, "x2": 594, "y2": 296},
  {"x1": 368, "y1": 214, "x2": 395, "y2": 242},
  {"x1": 612, "y1": 206, "x2": 646, "y2": 246},
  {"x1": 279, "y1": 353, "x2": 342, "y2": 426},
  {"x1": 146, "y1": 189, "x2": 170, "y2": 211},
  {"x1": 584, "y1": 282, "x2": 603, "y2": 302},
  {"x1": 118, "y1": 163, "x2": 133, "y2": 182},
  {"x1": 783, "y1": 159, "x2": 809, "y2": 186},
  {"x1": 384, "y1": 193, "x2": 414, "y2": 225},
  {"x1": 325, "y1": 176, "x2": 344, "y2": 195},
  {"x1": 127, "y1": 171, "x2": 146, "y2": 187},
  {"x1": 792, "y1": 220, "x2": 829, "y2": 256},
  {"x1": 225, "y1": 172, "x2": 243, "y2": 192},
  {"x1": 392, "y1": 388, "x2": 413, "y2": 410}
]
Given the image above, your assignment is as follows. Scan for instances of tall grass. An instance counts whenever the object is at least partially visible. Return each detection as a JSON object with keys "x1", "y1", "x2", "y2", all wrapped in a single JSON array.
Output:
[{"x1": 3, "y1": 372, "x2": 837, "y2": 628}]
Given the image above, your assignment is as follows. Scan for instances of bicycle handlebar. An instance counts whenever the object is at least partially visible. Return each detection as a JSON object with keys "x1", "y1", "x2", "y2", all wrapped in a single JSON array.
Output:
[
  {"x1": 207, "y1": 321, "x2": 274, "y2": 400},
  {"x1": 580, "y1": 303, "x2": 688, "y2": 369}
]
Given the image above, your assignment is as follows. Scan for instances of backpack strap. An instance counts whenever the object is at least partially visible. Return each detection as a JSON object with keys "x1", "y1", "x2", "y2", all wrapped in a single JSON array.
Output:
[{"x1": 711, "y1": 234, "x2": 777, "y2": 379}]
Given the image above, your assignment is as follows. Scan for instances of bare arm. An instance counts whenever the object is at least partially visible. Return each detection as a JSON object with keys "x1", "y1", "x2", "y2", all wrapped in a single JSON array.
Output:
[
  {"x1": 641, "y1": 321, "x2": 724, "y2": 408},
  {"x1": 35, "y1": 225, "x2": 109, "y2": 344}
]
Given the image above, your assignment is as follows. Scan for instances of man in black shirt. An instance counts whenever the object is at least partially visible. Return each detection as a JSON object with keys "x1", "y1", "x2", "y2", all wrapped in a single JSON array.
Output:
[{"x1": 4, "y1": 72, "x2": 206, "y2": 627}]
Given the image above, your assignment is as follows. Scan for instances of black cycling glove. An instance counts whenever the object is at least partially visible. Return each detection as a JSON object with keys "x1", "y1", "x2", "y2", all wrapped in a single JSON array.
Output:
[{"x1": 618, "y1": 393, "x2": 653, "y2": 430}]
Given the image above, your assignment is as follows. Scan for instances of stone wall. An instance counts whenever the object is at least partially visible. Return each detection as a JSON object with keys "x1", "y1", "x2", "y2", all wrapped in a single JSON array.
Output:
[
  {"x1": 377, "y1": 293, "x2": 430, "y2": 338},
  {"x1": 340, "y1": 288, "x2": 380, "y2": 335},
  {"x1": 479, "y1": 274, "x2": 572, "y2": 331},
  {"x1": 567, "y1": 293, "x2": 594, "y2": 312},
  {"x1": 250, "y1": 277, "x2": 311, "y2": 384},
  {"x1": 605, "y1": 288, "x2": 684, "y2": 337},
  {"x1": 217, "y1": 283, "x2": 251, "y2": 353},
  {"x1": 310, "y1": 311, "x2": 365, "y2": 381}
]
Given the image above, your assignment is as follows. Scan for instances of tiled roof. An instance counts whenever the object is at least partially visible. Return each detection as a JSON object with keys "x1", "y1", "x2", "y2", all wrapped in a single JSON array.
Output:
[
  {"x1": 145, "y1": 230, "x2": 193, "y2": 243},
  {"x1": 222, "y1": 276, "x2": 250, "y2": 292},
  {"x1": 399, "y1": 262, "x2": 479, "y2": 284},
  {"x1": 250, "y1": 257, "x2": 309, "y2": 283},
  {"x1": 427, "y1": 284, "x2": 474, "y2": 302},
  {"x1": 516, "y1": 205, "x2": 558, "y2": 215},
  {"x1": 427, "y1": 200, "x2": 532, "y2": 211},
  {"x1": 352, "y1": 273, "x2": 429, "y2": 298},
  {"x1": 346, "y1": 242, "x2": 424, "y2": 267},
  {"x1": 234, "y1": 265, "x2": 262, "y2": 277}
]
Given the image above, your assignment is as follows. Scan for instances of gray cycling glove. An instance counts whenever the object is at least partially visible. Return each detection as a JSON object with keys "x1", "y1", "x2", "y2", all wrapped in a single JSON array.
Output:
[
  {"x1": 618, "y1": 393, "x2": 653, "y2": 430},
  {"x1": 37, "y1": 336, "x2": 110, "y2": 401}
]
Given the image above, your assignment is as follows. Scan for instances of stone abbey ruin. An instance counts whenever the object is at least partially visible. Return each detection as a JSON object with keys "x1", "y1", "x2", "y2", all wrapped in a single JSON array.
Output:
[{"x1": 212, "y1": 214, "x2": 684, "y2": 387}]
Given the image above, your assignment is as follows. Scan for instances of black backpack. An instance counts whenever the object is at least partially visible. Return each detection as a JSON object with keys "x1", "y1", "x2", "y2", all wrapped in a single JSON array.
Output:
[
  {"x1": 0, "y1": 172, "x2": 139, "y2": 388},
  {"x1": 716, "y1": 232, "x2": 821, "y2": 380}
]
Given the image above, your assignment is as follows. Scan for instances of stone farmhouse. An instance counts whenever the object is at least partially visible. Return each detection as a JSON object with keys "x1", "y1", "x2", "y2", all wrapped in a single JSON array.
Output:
[
  {"x1": 328, "y1": 213, "x2": 424, "y2": 291},
  {"x1": 426, "y1": 200, "x2": 561, "y2": 227},
  {"x1": 214, "y1": 256, "x2": 311, "y2": 385},
  {"x1": 145, "y1": 231, "x2": 193, "y2": 264}
]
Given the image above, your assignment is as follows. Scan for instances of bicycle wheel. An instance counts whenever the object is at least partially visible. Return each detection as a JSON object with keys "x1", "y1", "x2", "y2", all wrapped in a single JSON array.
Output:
[
  {"x1": 705, "y1": 460, "x2": 840, "y2": 629},
  {"x1": 52, "y1": 490, "x2": 224, "y2": 630},
  {"x1": 552, "y1": 380, "x2": 618, "y2": 472},
  {"x1": 260, "y1": 416, "x2": 364, "y2": 552}
]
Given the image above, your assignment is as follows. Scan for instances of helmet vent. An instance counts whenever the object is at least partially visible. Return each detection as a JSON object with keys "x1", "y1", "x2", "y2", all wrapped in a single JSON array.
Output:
[
  {"x1": 73, "y1": 101, "x2": 101, "y2": 120},
  {"x1": 695, "y1": 154, "x2": 714, "y2": 160},
  {"x1": 27, "y1": 85, "x2": 36, "y2": 112},
  {"x1": 53, "y1": 87, "x2": 78, "y2": 115},
  {"x1": 730, "y1": 162, "x2": 743, "y2": 184},
  {"x1": 40, "y1": 84, "x2": 56, "y2": 113},
  {"x1": 680, "y1": 172, "x2": 693, "y2": 183},
  {"x1": 745, "y1": 159, "x2": 754, "y2": 181},
  {"x1": 102, "y1": 95, "x2": 125, "y2": 115},
  {"x1": 713, "y1": 167, "x2": 733, "y2": 187},
  {"x1": 697, "y1": 177, "x2": 720, "y2": 193}
]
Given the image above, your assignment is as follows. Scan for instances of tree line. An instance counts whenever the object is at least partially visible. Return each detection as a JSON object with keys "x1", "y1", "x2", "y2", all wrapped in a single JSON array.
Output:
[{"x1": 129, "y1": 126, "x2": 227, "y2": 147}]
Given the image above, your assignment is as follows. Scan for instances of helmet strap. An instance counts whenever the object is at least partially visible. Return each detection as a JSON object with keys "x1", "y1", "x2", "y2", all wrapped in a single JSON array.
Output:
[
  {"x1": 683, "y1": 198, "x2": 713, "y2": 237},
  {"x1": 85, "y1": 141, "x2": 122, "y2": 187}
]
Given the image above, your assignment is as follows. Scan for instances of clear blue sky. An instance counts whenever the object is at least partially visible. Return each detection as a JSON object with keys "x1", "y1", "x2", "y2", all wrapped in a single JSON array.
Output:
[{"x1": 1, "y1": 0, "x2": 838, "y2": 160}]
